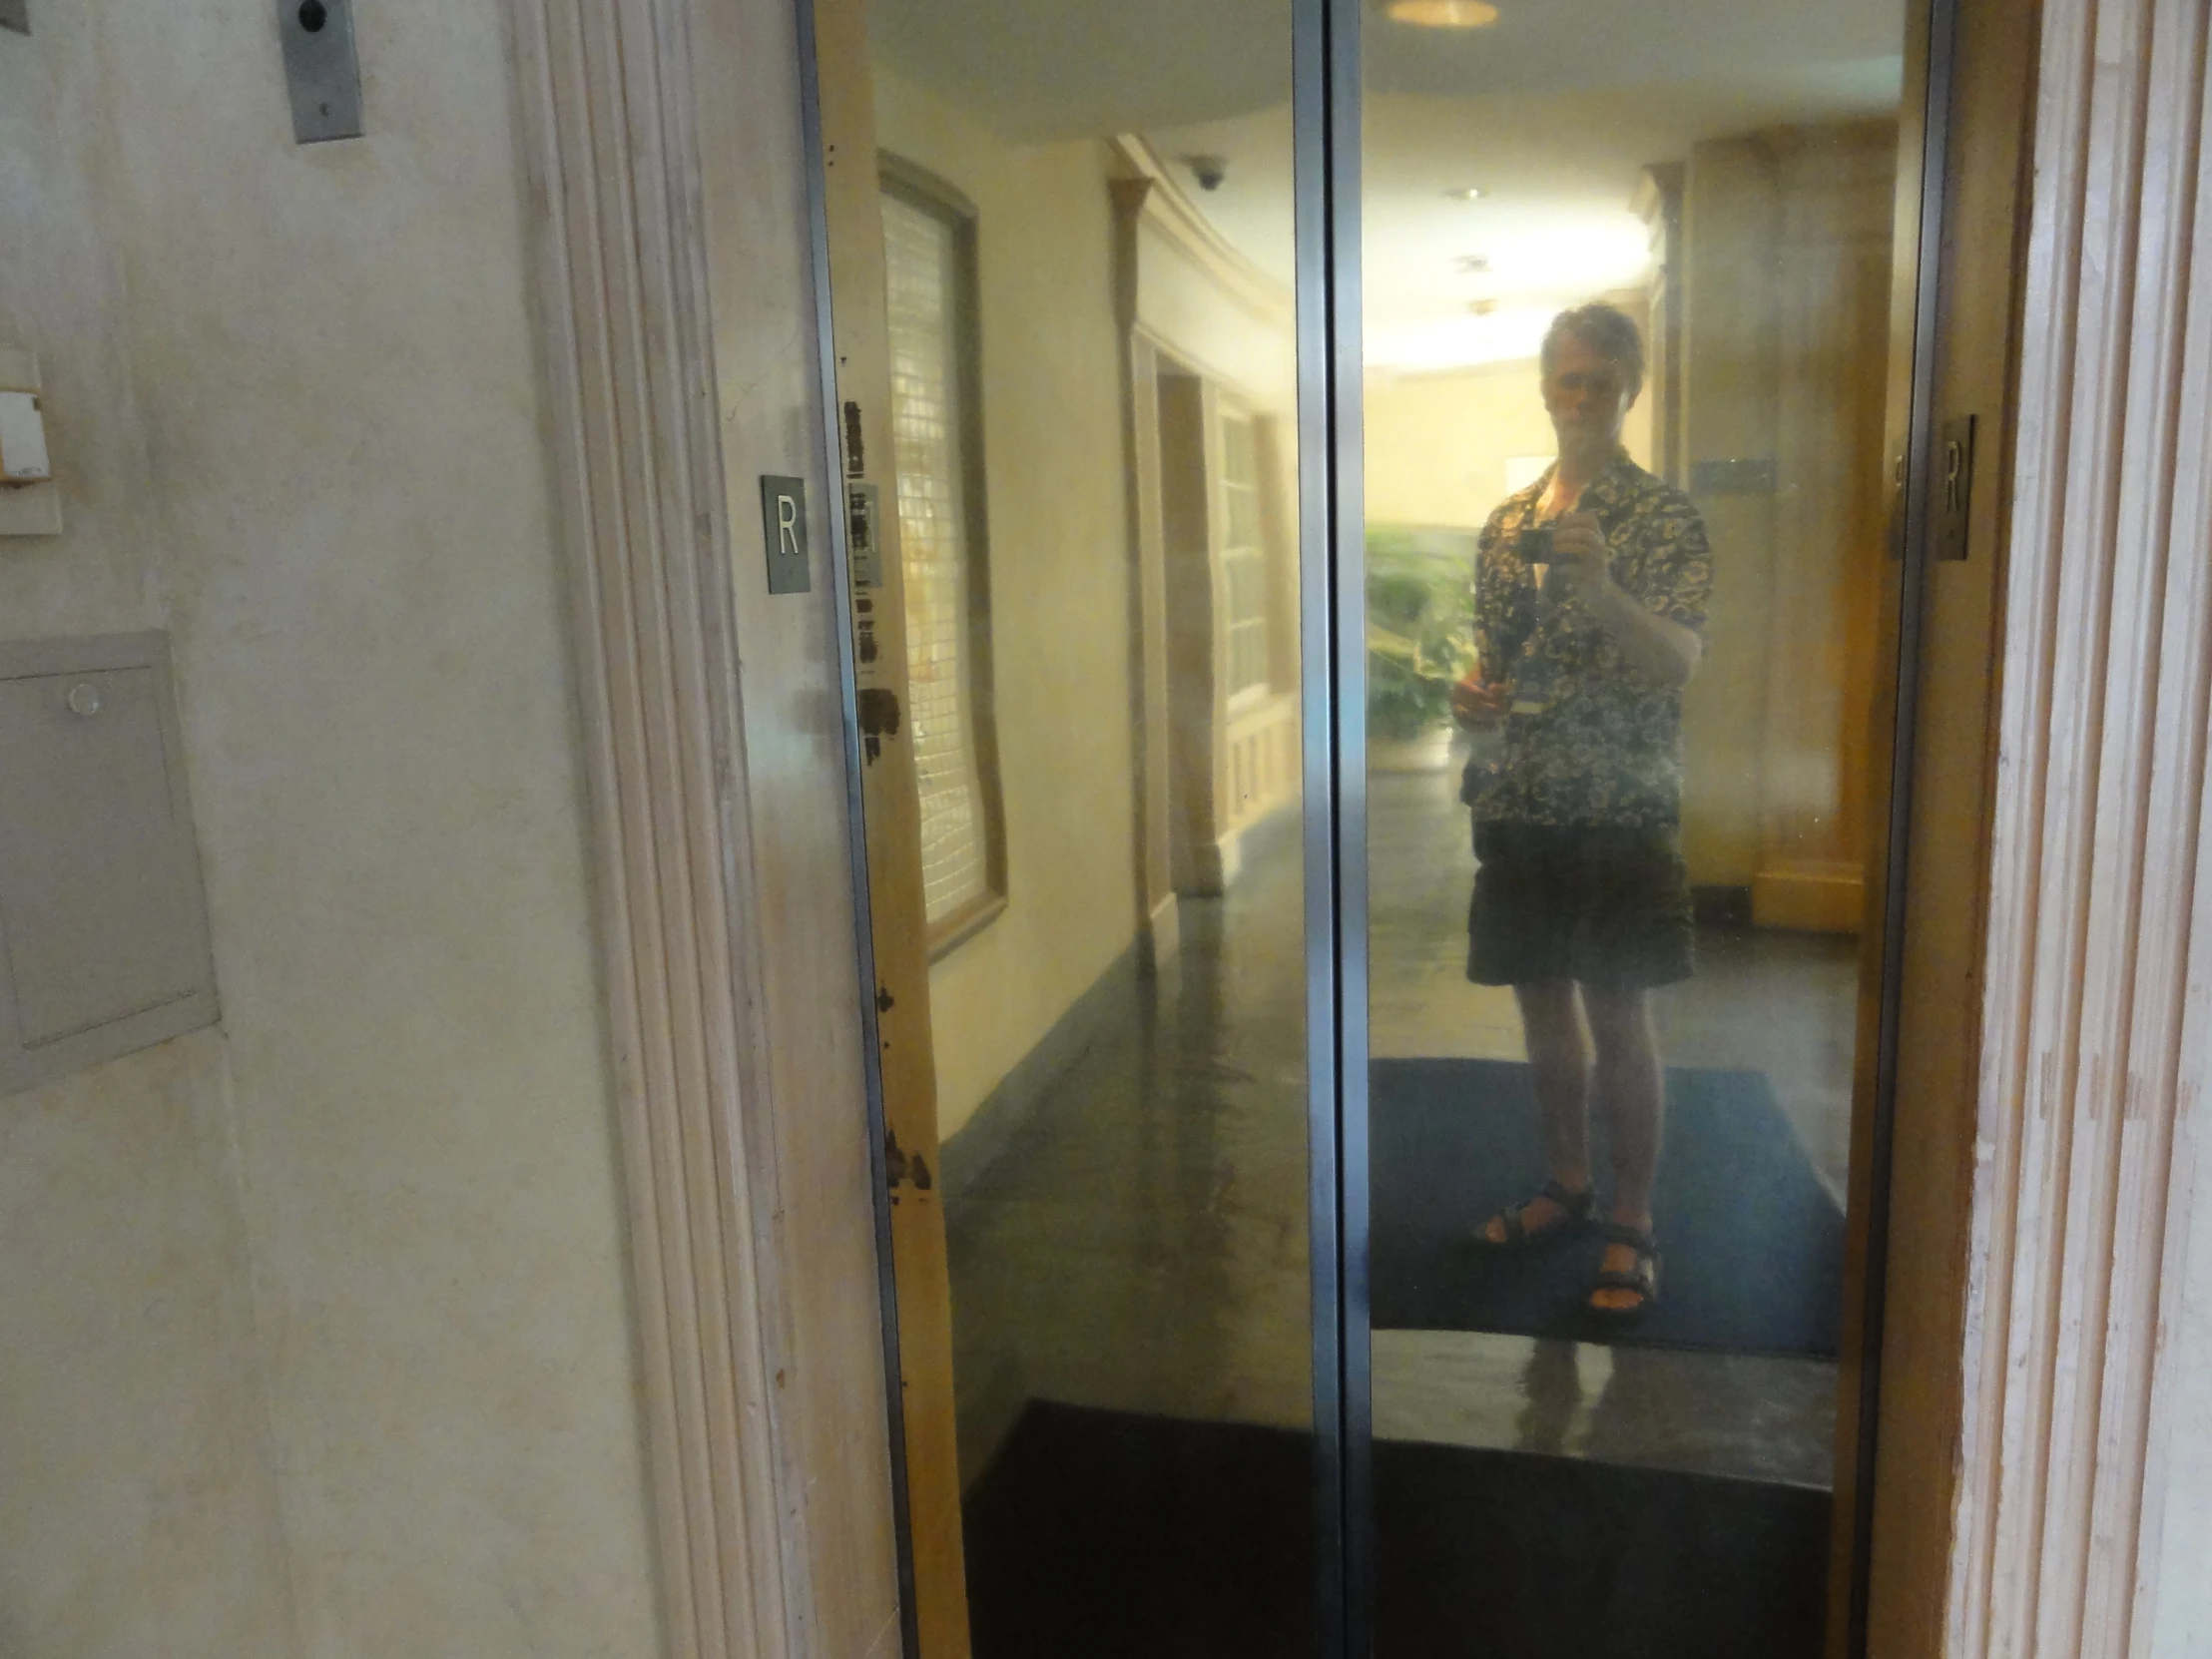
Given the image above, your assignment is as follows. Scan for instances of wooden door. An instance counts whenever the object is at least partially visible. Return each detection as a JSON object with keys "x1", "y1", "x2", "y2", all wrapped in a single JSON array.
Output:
[{"x1": 809, "y1": 1, "x2": 972, "y2": 1650}]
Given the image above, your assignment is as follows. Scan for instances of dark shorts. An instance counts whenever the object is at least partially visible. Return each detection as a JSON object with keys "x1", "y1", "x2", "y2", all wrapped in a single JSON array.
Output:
[{"x1": 1466, "y1": 819, "x2": 1696, "y2": 990}]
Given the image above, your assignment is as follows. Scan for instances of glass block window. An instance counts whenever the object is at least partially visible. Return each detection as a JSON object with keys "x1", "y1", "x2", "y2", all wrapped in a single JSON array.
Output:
[{"x1": 882, "y1": 187, "x2": 998, "y2": 933}]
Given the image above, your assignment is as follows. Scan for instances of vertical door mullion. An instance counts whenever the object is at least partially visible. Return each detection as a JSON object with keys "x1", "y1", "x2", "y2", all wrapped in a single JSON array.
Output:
[
  {"x1": 1326, "y1": 0, "x2": 1374, "y2": 1648},
  {"x1": 1291, "y1": 0, "x2": 1344, "y2": 1650},
  {"x1": 1296, "y1": 1, "x2": 1370, "y2": 1653}
]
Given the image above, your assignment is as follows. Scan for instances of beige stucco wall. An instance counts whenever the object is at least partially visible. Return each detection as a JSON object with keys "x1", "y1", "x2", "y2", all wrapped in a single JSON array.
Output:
[
  {"x1": 0, "y1": 7, "x2": 661, "y2": 1658},
  {"x1": 2147, "y1": 1132, "x2": 2212, "y2": 1658},
  {"x1": 871, "y1": 68, "x2": 1139, "y2": 1141}
]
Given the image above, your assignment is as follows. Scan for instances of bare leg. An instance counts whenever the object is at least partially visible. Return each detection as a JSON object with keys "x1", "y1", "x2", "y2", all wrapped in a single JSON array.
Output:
[
  {"x1": 1581, "y1": 985, "x2": 1664, "y2": 1310},
  {"x1": 1479, "y1": 980, "x2": 1593, "y2": 1242}
]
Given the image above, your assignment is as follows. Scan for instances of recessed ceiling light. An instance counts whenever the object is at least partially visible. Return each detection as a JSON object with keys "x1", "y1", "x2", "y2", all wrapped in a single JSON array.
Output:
[
  {"x1": 1446, "y1": 186, "x2": 1486, "y2": 202},
  {"x1": 1382, "y1": 0, "x2": 1501, "y2": 28}
]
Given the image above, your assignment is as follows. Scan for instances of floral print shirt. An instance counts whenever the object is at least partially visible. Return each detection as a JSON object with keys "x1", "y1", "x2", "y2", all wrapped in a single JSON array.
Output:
[{"x1": 1468, "y1": 451, "x2": 1713, "y2": 829}]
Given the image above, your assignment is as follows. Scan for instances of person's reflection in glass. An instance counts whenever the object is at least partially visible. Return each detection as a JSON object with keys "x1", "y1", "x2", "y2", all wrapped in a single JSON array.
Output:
[{"x1": 1450, "y1": 304, "x2": 1711, "y2": 1321}]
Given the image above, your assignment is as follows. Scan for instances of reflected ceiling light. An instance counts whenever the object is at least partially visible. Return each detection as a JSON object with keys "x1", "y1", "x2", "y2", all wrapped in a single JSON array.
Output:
[
  {"x1": 1382, "y1": 0, "x2": 1501, "y2": 27},
  {"x1": 1446, "y1": 186, "x2": 1486, "y2": 201}
]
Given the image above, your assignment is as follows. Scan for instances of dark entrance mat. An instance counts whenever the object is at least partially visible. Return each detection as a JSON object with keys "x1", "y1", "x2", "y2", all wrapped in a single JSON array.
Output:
[
  {"x1": 1370, "y1": 1058, "x2": 1846, "y2": 1357},
  {"x1": 963, "y1": 1400, "x2": 1830, "y2": 1659}
]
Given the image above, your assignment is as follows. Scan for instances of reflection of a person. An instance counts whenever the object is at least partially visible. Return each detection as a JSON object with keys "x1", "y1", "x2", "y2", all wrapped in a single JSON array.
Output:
[{"x1": 1450, "y1": 302, "x2": 1711, "y2": 1322}]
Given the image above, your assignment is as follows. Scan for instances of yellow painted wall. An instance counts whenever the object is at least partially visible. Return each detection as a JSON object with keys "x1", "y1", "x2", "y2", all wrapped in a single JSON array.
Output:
[
  {"x1": 1364, "y1": 361, "x2": 1561, "y2": 532},
  {"x1": 872, "y1": 69, "x2": 1139, "y2": 1140},
  {"x1": 0, "y1": 5, "x2": 661, "y2": 1657},
  {"x1": 1364, "y1": 347, "x2": 1655, "y2": 535},
  {"x1": 1135, "y1": 223, "x2": 1297, "y2": 412}
]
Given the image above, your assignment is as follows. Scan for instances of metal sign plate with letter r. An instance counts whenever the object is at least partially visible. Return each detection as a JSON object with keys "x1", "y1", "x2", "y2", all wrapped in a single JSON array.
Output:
[{"x1": 761, "y1": 476, "x2": 811, "y2": 595}]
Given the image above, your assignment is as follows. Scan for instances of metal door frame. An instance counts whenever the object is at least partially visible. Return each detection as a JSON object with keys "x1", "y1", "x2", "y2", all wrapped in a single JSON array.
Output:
[{"x1": 798, "y1": 0, "x2": 1966, "y2": 1647}]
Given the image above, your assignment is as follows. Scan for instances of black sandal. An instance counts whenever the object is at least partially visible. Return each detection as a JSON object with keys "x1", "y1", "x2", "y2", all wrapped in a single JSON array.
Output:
[
  {"x1": 1473, "y1": 1179, "x2": 1595, "y2": 1248},
  {"x1": 1587, "y1": 1223, "x2": 1660, "y2": 1321}
]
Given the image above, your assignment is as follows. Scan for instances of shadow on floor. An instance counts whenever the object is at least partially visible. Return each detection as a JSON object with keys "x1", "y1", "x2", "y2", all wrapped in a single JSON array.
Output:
[{"x1": 965, "y1": 1399, "x2": 1830, "y2": 1659}]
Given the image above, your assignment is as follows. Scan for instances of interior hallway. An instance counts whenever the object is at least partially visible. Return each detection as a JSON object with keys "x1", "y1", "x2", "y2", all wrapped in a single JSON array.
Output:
[{"x1": 946, "y1": 755, "x2": 1859, "y2": 1491}]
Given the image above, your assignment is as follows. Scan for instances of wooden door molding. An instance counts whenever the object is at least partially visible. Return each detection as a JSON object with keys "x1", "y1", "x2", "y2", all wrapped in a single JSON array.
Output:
[
  {"x1": 1945, "y1": 0, "x2": 2212, "y2": 1653},
  {"x1": 505, "y1": 0, "x2": 904, "y2": 1656},
  {"x1": 1846, "y1": 0, "x2": 2030, "y2": 1644}
]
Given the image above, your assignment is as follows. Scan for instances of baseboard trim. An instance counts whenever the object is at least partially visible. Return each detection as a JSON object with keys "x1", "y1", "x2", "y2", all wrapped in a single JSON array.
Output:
[
  {"x1": 1186, "y1": 832, "x2": 1240, "y2": 895},
  {"x1": 1753, "y1": 864, "x2": 1864, "y2": 934},
  {"x1": 1141, "y1": 893, "x2": 1180, "y2": 973},
  {"x1": 1182, "y1": 801, "x2": 1300, "y2": 899},
  {"x1": 939, "y1": 941, "x2": 1144, "y2": 1209}
]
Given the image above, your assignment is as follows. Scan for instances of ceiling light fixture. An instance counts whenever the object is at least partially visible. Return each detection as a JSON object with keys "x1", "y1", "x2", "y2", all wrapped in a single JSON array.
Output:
[
  {"x1": 1382, "y1": 0, "x2": 1501, "y2": 28},
  {"x1": 1446, "y1": 186, "x2": 1486, "y2": 202},
  {"x1": 1182, "y1": 154, "x2": 1230, "y2": 193}
]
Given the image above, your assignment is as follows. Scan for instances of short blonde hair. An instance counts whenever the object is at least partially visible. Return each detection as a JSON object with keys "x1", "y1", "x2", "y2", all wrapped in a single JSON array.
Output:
[{"x1": 1540, "y1": 303, "x2": 1645, "y2": 399}]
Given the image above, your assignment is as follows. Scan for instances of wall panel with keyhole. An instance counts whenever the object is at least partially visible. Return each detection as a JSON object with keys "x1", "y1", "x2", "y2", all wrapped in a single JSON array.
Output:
[{"x1": 0, "y1": 634, "x2": 218, "y2": 1095}]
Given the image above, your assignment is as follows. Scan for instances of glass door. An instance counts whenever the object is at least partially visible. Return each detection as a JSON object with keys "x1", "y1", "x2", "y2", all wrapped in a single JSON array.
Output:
[
  {"x1": 804, "y1": 0, "x2": 1946, "y2": 1650},
  {"x1": 805, "y1": 2, "x2": 1327, "y2": 1651},
  {"x1": 1343, "y1": 0, "x2": 1931, "y2": 1653}
]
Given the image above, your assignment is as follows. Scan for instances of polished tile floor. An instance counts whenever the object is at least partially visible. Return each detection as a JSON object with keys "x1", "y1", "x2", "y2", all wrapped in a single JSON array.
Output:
[{"x1": 945, "y1": 762, "x2": 1860, "y2": 1493}]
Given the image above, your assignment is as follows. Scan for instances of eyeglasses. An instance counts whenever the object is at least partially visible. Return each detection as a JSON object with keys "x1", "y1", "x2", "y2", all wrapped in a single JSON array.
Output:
[{"x1": 1544, "y1": 369, "x2": 1627, "y2": 399}]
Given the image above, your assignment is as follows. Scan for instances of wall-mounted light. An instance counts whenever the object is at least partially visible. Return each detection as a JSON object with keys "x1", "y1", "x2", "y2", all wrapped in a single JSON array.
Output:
[{"x1": 1382, "y1": 0, "x2": 1501, "y2": 28}]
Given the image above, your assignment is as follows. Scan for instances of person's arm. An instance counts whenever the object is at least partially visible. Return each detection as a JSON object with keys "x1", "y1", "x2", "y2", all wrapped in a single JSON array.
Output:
[
  {"x1": 1576, "y1": 578, "x2": 1701, "y2": 685},
  {"x1": 1546, "y1": 510, "x2": 1704, "y2": 687}
]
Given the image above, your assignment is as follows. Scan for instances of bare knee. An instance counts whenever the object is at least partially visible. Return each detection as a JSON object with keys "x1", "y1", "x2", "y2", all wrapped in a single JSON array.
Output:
[
  {"x1": 1514, "y1": 980, "x2": 1585, "y2": 1063},
  {"x1": 1580, "y1": 985, "x2": 1656, "y2": 1068}
]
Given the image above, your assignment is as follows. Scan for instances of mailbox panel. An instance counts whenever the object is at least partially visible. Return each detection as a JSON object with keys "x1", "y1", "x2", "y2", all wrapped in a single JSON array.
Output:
[{"x1": 0, "y1": 635, "x2": 217, "y2": 1093}]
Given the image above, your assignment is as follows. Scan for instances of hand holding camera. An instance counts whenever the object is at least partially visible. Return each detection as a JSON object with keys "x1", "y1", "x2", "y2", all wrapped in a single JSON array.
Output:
[
  {"x1": 1524, "y1": 511, "x2": 1610, "y2": 603},
  {"x1": 1450, "y1": 672, "x2": 1510, "y2": 731}
]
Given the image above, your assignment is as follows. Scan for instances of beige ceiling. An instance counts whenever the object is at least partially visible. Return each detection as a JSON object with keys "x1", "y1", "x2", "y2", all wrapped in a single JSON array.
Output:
[{"x1": 867, "y1": 0, "x2": 1906, "y2": 367}]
